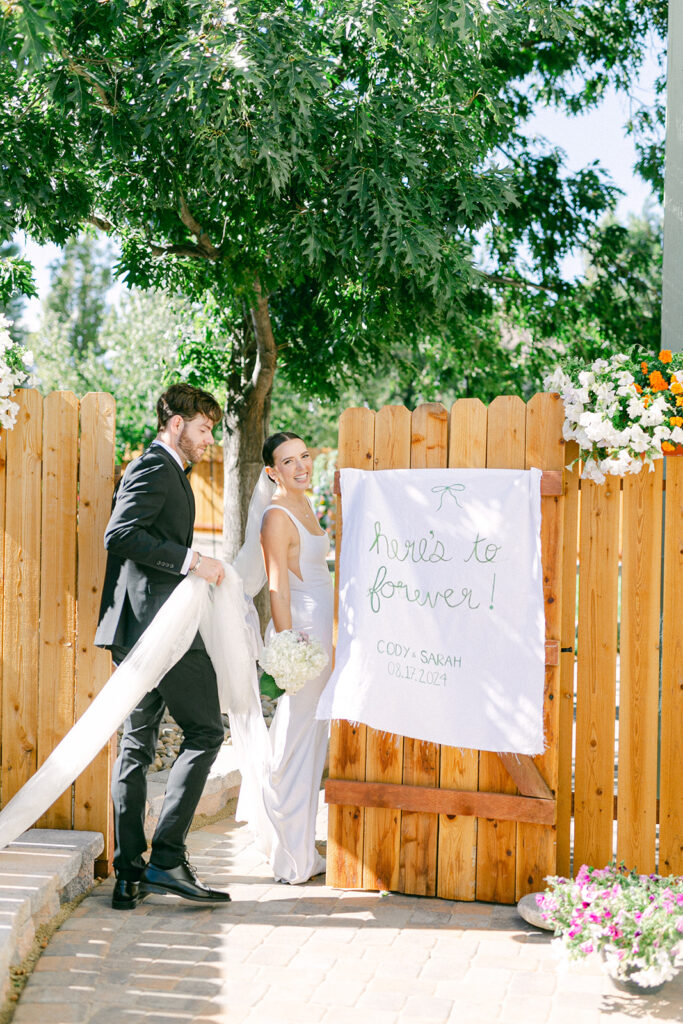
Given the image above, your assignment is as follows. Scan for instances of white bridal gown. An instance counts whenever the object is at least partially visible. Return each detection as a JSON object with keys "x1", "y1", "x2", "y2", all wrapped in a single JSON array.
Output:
[{"x1": 237, "y1": 505, "x2": 333, "y2": 884}]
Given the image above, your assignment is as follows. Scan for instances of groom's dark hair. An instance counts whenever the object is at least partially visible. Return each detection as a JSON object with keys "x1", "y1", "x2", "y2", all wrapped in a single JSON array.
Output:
[{"x1": 156, "y1": 383, "x2": 222, "y2": 430}]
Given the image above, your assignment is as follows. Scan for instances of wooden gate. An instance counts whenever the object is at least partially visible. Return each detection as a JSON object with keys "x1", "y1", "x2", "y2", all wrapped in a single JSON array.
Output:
[
  {"x1": 0, "y1": 390, "x2": 115, "y2": 871},
  {"x1": 325, "y1": 395, "x2": 565, "y2": 903}
]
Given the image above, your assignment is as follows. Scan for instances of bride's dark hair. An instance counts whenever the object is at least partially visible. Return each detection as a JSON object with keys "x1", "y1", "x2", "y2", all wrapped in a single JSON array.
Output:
[{"x1": 262, "y1": 432, "x2": 304, "y2": 467}]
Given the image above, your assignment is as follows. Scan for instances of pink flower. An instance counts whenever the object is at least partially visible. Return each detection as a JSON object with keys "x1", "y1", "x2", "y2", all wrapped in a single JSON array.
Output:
[{"x1": 675, "y1": 917, "x2": 683, "y2": 934}]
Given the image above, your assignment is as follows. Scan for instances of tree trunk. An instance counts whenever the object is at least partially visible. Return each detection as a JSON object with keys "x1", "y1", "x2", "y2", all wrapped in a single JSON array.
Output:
[{"x1": 222, "y1": 285, "x2": 277, "y2": 627}]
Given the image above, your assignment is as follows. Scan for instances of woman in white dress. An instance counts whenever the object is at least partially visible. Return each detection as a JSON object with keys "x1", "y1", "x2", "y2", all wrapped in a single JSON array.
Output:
[{"x1": 244, "y1": 432, "x2": 333, "y2": 884}]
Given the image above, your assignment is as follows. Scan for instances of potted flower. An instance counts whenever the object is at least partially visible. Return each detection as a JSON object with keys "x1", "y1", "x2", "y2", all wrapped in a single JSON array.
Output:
[
  {"x1": 544, "y1": 349, "x2": 683, "y2": 483},
  {"x1": 536, "y1": 863, "x2": 683, "y2": 993}
]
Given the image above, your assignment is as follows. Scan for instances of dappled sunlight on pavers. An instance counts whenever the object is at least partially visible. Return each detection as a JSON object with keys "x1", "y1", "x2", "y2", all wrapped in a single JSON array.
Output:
[{"x1": 9, "y1": 808, "x2": 683, "y2": 1023}]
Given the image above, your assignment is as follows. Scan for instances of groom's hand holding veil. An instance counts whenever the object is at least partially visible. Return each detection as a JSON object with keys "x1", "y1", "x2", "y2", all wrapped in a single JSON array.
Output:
[{"x1": 189, "y1": 552, "x2": 225, "y2": 586}]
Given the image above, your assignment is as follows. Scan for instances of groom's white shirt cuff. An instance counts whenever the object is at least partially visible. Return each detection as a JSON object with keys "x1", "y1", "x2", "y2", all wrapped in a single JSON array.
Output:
[{"x1": 151, "y1": 439, "x2": 194, "y2": 576}]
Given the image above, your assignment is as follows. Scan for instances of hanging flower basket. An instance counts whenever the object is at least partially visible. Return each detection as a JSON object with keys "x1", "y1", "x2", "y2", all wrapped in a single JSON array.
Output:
[{"x1": 544, "y1": 350, "x2": 683, "y2": 483}]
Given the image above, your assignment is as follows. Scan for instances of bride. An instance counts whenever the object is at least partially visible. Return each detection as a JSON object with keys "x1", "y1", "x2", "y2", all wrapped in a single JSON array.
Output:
[{"x1": 235, "y1": 432, "x2": 333, "y2": 884}]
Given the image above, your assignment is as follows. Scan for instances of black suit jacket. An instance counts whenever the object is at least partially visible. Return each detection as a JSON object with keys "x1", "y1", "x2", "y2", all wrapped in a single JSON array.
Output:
[{"x1": 95, "y1": 444, "x2": 202, "y2": 651}]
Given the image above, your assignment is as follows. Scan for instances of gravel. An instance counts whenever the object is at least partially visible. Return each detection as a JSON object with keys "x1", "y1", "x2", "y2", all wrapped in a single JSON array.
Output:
[{"x1": 117, "y1": 696, "x2": 278, "y2": 772}]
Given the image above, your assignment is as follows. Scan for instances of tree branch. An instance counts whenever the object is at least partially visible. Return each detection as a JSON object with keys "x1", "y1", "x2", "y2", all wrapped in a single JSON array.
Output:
[
  {"x1": 63, "y1": 54, "x2": 118, "y2": 114},
  {"x1": 149, "y1": 242, "x2": 212, "y2": 259},
  {"x1": 483, "y1": 271, "x2": 559, "y2": 296},
  {"x1": 88, "y1": 214, "x2": 113, "y2": 233},
  {"x1": 249, "y1": 281, "x2": 277, "y2": 404},
  {"x1": 178, "y1": 194, "x2": 221, "y2": 260}
]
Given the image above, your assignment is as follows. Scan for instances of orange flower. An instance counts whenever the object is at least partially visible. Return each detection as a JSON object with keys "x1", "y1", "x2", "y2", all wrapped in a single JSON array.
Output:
[
  {"x1": 670, "y1": 416, "x2": 683, "y2": 427},
  {"x1": 643, "y1": 395, "x2": 651, "y2": 407},
  {"x1": 678, "y1": 396, "x2": 683, "y2": 407},
  {"x1": 659, "y1": 350, "x2": 673, "y2": 364},
  {"x1": 662, "y1": 441, "x2": 676, "y2": 453},
  {"x1": 641, "y1": 361, "x2": 649, "y2": 374},
  {"x1": 649, "y1": 370, "x2": 668, "y2": 391},
  {"x1": 671, "y1": 379, "x2": 683, "y2": 395},
  {"x1": 633, "y1": 383, "x2": 643, "y2": 394}
]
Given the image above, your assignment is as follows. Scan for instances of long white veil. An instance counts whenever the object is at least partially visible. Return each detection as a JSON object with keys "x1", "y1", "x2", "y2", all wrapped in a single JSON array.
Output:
[{"x1": 0, "y1": 470, "x2": 277, "y2": 854}]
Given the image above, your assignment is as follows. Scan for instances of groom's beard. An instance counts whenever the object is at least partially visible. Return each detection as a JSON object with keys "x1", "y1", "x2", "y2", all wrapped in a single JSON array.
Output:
[{"x1": 177, "y1": 426, "x2": 208, "y2": 465}]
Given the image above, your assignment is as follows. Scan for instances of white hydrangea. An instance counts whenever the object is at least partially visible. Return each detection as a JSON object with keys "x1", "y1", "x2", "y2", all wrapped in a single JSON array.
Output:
[
  {"x1": 259, "y1": 629, "x2": 329, "y2": 695},
  {"x1": 0, "y1": 316, "x2": 33, "y2": 433},
  {"x1": 544, "y1": 350, "x2": 682, "y2": 481}
]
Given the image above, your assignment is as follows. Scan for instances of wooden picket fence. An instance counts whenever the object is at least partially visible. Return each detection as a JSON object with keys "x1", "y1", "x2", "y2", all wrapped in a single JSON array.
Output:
[
  {"x1": 0, "y1": 390, "x2": 116, "y2": 871},
  {"x1": 1, "y1": 389, "x2": 681, "y2": 893},
  {"x1": 325, "y1": 397, "x2": 683, "y2": 903}
]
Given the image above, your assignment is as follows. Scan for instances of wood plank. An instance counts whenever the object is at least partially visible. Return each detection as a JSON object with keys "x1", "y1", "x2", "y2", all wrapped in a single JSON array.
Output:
[
  {"x1": 189, "y1": 448, "x2": 224, "y2": 532},
  {"x1": 616, "y1": 462, "x2": 662, "y2": 873},
  {"x1": 660, "y1": 455, "x2": 683, "y2": 875},
  {"x1": 498, "y1": 754, "x2": 553, "y2": 800},
  {"x1": 437, "y1": 397, "x2": 487, "y2": 901},
  {"x1": 327, "y1": 407, "x2": 375, "y2": 889},
  {"x1": 37, "y1": 392, "x2": 78, "y2": 828},
  {"x1": 573, "y1": 473, "x2": 620, "y2": 870},
  {"x1": 557, "y1": 441, "x2": 579, "y2": 876},
  {"x1": 0, "y1": 428, "x2": 6, "y2": 807},
  {"x1": 399, "y1": 403, "x2": 448, "y2": 897},
  {"x1": 2, "y1": 390, "x2": 43, "y2": 802},
  {"x1": 515, "y1": 391, "x2": 564, "y2": 898},
  {"x1": 361, "y1": 405, "x2": 411, "y2": 891},
  {"x1": 476, "y1": 395, "x2": 526, "y2": 904},
  {"x1": 74, "y1": 393, "x2": 116, "y2": 869},
  {"x1": 326, "y1": 780, "x2": 556, "y2": 826}
]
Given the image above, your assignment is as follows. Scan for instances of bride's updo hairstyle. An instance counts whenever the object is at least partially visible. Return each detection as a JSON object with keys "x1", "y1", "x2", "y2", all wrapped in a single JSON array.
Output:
[{"x1": 262, "y1": 431, "x2": 304, "y2": 467}]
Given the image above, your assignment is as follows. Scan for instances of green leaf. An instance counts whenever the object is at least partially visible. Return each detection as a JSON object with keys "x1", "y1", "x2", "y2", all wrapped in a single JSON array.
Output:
[{"x1": 259, "y1": 671, "x2": 284, "y2": 700}]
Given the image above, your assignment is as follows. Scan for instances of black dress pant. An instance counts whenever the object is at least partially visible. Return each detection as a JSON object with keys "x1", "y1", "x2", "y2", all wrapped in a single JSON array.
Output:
[{"x1": 111, "y1": 647, "x2": 224, "y2": 880}]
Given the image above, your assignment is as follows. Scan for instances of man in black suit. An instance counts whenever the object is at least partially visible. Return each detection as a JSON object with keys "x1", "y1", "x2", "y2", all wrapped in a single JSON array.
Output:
[{"x1": 96, "y1": 383, "x2": 231, "y2": 910}]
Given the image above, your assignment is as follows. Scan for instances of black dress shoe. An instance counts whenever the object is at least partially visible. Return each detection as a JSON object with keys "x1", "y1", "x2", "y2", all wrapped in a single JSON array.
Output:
[
  {"x1": 112, "y1": 878, "x2": 145, "y2": 910},
  {"x1": 140, "y1": 858, "x2": 231, "y2": 903}
]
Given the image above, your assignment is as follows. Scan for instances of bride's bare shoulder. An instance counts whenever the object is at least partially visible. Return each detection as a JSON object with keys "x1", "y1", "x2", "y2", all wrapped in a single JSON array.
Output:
[{"x1": 261, "y1": 504, "x2": 296, "y2": 538}]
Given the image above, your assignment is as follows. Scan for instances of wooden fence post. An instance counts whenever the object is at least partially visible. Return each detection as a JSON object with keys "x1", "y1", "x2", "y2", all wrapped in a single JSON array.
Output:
[
  {"x1": 437, "y1": 397, "x2": 487, "y2": 901},
  {"x1": 74, "y1": 393, "x2": 116, "y2": 871},
  {"x1": 37, "y1": 392, "x2": 78, "y2": 829},
  {"x1": 326, "y1": 407, "x2": 374, "y2": 889},
  {"x1": 2, "y1": 390, "x2": 42, "y2": 803},
  {"x1": 361, "y1": 405, "x2": 411, "y2": 892}
]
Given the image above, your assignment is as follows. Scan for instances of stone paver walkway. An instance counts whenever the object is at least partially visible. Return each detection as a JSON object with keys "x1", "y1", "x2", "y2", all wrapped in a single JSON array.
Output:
[{"x1": 10, "y1": 807, "x2": 683, "y2": 1024}]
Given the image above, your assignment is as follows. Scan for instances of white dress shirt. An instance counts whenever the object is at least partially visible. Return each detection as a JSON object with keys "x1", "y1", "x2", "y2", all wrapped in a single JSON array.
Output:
[{"x1": 151, "y1": 439, "x2": 194, "y2": 576}]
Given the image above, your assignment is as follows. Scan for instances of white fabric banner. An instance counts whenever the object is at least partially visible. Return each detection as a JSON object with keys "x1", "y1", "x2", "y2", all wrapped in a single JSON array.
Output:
[{"x1": 317, "y1": 468, "x2": 546, "y2": 754}]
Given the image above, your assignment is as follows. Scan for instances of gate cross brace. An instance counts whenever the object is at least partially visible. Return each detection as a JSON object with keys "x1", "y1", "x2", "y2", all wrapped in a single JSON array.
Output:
[{"x1": 325, "y1": 774, "x2": 556, "y2": 825}]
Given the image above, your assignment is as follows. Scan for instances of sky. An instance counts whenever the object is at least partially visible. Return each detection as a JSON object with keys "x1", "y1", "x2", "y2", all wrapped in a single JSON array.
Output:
[{"x1": 17, "y1": 58, "x2": 662, "y2": 330}]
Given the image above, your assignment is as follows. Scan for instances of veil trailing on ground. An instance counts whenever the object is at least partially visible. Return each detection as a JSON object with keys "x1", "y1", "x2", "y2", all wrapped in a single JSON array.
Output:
[{"x1": 0, "y1": 470, "x2": 278, "y2": 854}]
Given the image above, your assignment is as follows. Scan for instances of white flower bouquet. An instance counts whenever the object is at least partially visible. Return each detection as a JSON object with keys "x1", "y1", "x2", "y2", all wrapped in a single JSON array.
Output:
[
  {"x1": 0, "y1": 315, "x2": 34, "y2": 431},
  {"x1": 544, "y1": 349, "x2": 683, "y2": 484},
  {"x1": 258, "y1": 629, "x2": 329, "y2": 698}
]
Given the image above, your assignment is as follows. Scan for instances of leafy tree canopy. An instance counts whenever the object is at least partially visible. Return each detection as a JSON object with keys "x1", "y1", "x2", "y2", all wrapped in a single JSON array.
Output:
[{"x1": 0, "y1": 0, "x2": 666, "y2": 546}]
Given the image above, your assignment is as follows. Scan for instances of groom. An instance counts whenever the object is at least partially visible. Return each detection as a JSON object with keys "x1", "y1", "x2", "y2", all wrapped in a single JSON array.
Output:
[{"x1": 95, "y1": 383, "x2": 231, "y2": 910}]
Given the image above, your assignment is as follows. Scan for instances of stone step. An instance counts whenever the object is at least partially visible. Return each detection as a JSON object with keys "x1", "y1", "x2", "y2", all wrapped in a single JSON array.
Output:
[{"x1": 0, "y1": 829, "x2": 103, "y2": 1002}]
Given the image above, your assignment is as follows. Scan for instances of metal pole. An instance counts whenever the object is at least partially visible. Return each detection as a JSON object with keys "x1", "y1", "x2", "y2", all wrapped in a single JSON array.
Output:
[{"x1": 662, "y1": 0, "x2": 683, "y2": 353}]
